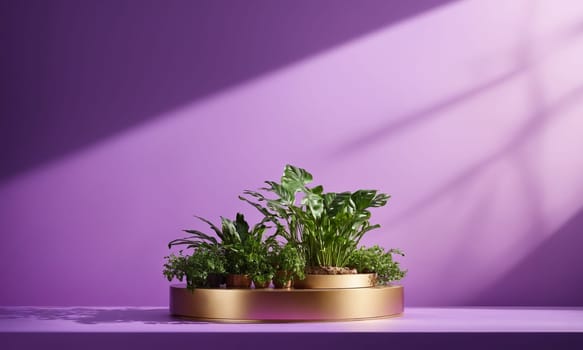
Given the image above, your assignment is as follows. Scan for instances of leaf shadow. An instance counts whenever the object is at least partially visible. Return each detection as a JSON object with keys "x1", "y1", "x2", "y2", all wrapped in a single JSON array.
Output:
[{"x1": 0, "y1": 307, "x2": 204, "y2": 325}]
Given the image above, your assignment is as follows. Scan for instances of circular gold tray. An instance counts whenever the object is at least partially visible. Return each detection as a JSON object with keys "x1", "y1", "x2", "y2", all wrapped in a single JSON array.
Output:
[{"x1": 170, "y1": 284, "x2": 404, "y2": 322}]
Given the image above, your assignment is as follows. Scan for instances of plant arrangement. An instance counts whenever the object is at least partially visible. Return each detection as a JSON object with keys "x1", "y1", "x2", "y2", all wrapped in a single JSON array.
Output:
[
  {"x1": 239, "y1": 165, "x2": 405, "y2": 281},
  {"x1": 164, "y1": 164, "x2": 406, "y2": 290},
  {"x1": 164, "y1": 213, "x2": 276, "y2": 289}
]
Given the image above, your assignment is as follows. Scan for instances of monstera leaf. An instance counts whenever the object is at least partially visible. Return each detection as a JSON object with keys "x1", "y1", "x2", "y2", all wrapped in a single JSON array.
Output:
[
  {"x1": 239, "y1": 164, "x2": 393, "y2": 268},
  {"x1": 281, "y1": 164, "x2": 313, "y2": 194},
  {"x1": 301, "y1": 185, "x2": 324, "y2": 218}
]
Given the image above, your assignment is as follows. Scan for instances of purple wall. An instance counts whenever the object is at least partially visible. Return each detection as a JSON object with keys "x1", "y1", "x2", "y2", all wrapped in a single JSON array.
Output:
[{"x1": 1, "y1": 0, "x2": 583, "y2": 307}]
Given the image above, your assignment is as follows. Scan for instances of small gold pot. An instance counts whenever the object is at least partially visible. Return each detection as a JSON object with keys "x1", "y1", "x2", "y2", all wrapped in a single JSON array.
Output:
[{"x1": 293, "y1": 273, "x2": 376, "y2": 289}]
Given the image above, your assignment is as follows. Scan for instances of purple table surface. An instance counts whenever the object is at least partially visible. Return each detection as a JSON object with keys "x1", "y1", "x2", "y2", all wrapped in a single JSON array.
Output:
[{"x1": 1, "y1": 307, "x2": 582, "y2": 333}]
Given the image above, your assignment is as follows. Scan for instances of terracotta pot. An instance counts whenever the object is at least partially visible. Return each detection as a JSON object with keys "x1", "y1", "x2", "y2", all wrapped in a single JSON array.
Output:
[
  {"x1": 206, "y1": 273, "x2": 226, "y2": 288},
  {"x1": 253, "y1": 279, "x2": 271, "y2": 289},
  {"x1": 272, "y1": 271, "x2": 292, "y2": 289},
  {"x1": 226, "y1": 274, "x2": 252, "y2": 288}
]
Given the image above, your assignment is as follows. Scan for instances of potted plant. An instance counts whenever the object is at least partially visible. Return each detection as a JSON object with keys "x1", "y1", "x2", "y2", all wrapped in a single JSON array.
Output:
[
  {"x1": 269, "y1": 242, "x2": 306, "y2": 288},
  {"x1": 245, "y1": 239, "x2": 275, "y2": 288},
  {"x1": 163, "y1": 252, "x2": 199, "y2": 290},
  {"x1": 167, "y1": 212, "x2": 276, "y2": 288},
  {"x1": 347, "y1": 245, "x2": 407, "y2": 285},
  {"x1": 164, "y1": 165, "x2": 407, "y2": 321},
  {"x1": 162, "y1": 245, "x2": 226, "y2": 290},
  {"x1": 224, "y1": 240, "x2": 275, "y2": 289},
  {"x1": 240, "y1": 165, "x2": 399, "y2": 289},
  {"x1": 223, "y1": 238, "x2": 269, "y2": 288},
  {"x1": 224, "y1": 242, "x2": 253, "y2": 288}
]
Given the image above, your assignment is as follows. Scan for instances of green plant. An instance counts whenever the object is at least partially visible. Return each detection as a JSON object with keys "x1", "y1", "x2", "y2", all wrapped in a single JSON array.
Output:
[
  {"x1": 167, "y1": 212, "x2": 277, "y2": 277},
  {"x1": 163, "y1": 252, "x2": 191, "y2": 285},
  {"x1": 168, "y1": 213, "x2": 271, "y2": 250},
  {"x1": 347, "y1": 245, "x2": 407, "y2": 285},
  {"x1": 224, "y1": 238, "x2": 273, "y2": 278},
  {"x1": 251, "y1": 273, "x2": 272, "y2": 287},
  {"x1": 224, "y1": 241, "x2": 248, "y2": 275},
  {"x1": 248, "y1": 239, "x2": 275, "y2": 284},
  {"x1": 162, "y1": 245, "x2": 226, "y2": 290},
  {"x1": 269, "y1": 242, "x2": 306, "y2": 285},
  {"x1": 240, "y1": 165, "x2": 390, "y2": 268}
]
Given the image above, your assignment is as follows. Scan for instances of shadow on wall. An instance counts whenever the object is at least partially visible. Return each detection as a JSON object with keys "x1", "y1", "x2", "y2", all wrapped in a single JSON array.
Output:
[
  {"x1": 0, "y1": 0, "x2": 457, "y2": 181},
  {"x1": 471, "y1": 207, "x2": 583, "y2": 306},
  {"x1": 326, "y1": 0, "x2": 583, "y2": 306},
  {"x1": 332, "y1": 5, "x2": 583, "y2": 159},
  {"x1": 333, "y1": 10, "x2": 583, "y2": 235},
  {"x1": 0, "y1": 307, "x2": 201, "y2": 325}
]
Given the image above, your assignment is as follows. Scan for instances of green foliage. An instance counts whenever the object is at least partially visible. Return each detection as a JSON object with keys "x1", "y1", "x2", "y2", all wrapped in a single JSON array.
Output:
[
  {"x1": 347, "y1": 245, "x2": 407, "y2": 285},
  {"x1": 240, "y1": 164, "x2": 391, "y2": 268},
  {"x1": 162, "y1": 245, "x2": 226, "y2": 290},
  {"x1": 167, "y1": 212, "x2": 277, "y2": 277},
  {"x1": 269, "y1": 243, "x2": 306, "y2": 285},
  {"x1": 168, "y1": 212, "x2": 273, "y2": 250},
  {"x1": 251, "y1": 273, "x2": 272, "y2": 286},
  {"x1": 164, "y1": 165, "x2": 407, "y2": 289},
  {"x1": 247, "y1": 240, "x2": 275, "y2": 283},
  {"x1": 163, "y1": 252, "x2": 189, "y2": 284},
  {"x1": 224, "y1": 238, "x2": 274, "y2": 279}
]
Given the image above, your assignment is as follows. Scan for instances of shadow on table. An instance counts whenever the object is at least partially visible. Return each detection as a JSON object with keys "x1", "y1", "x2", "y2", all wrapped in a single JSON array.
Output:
[{"x1": 0, "y1": 307, "x2": 205, "y2": 325}]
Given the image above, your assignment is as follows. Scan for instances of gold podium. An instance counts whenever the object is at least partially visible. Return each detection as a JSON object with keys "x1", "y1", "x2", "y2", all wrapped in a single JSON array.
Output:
[{"x1": 170, "y1": 284, "x2": 404, "y2": 322}]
